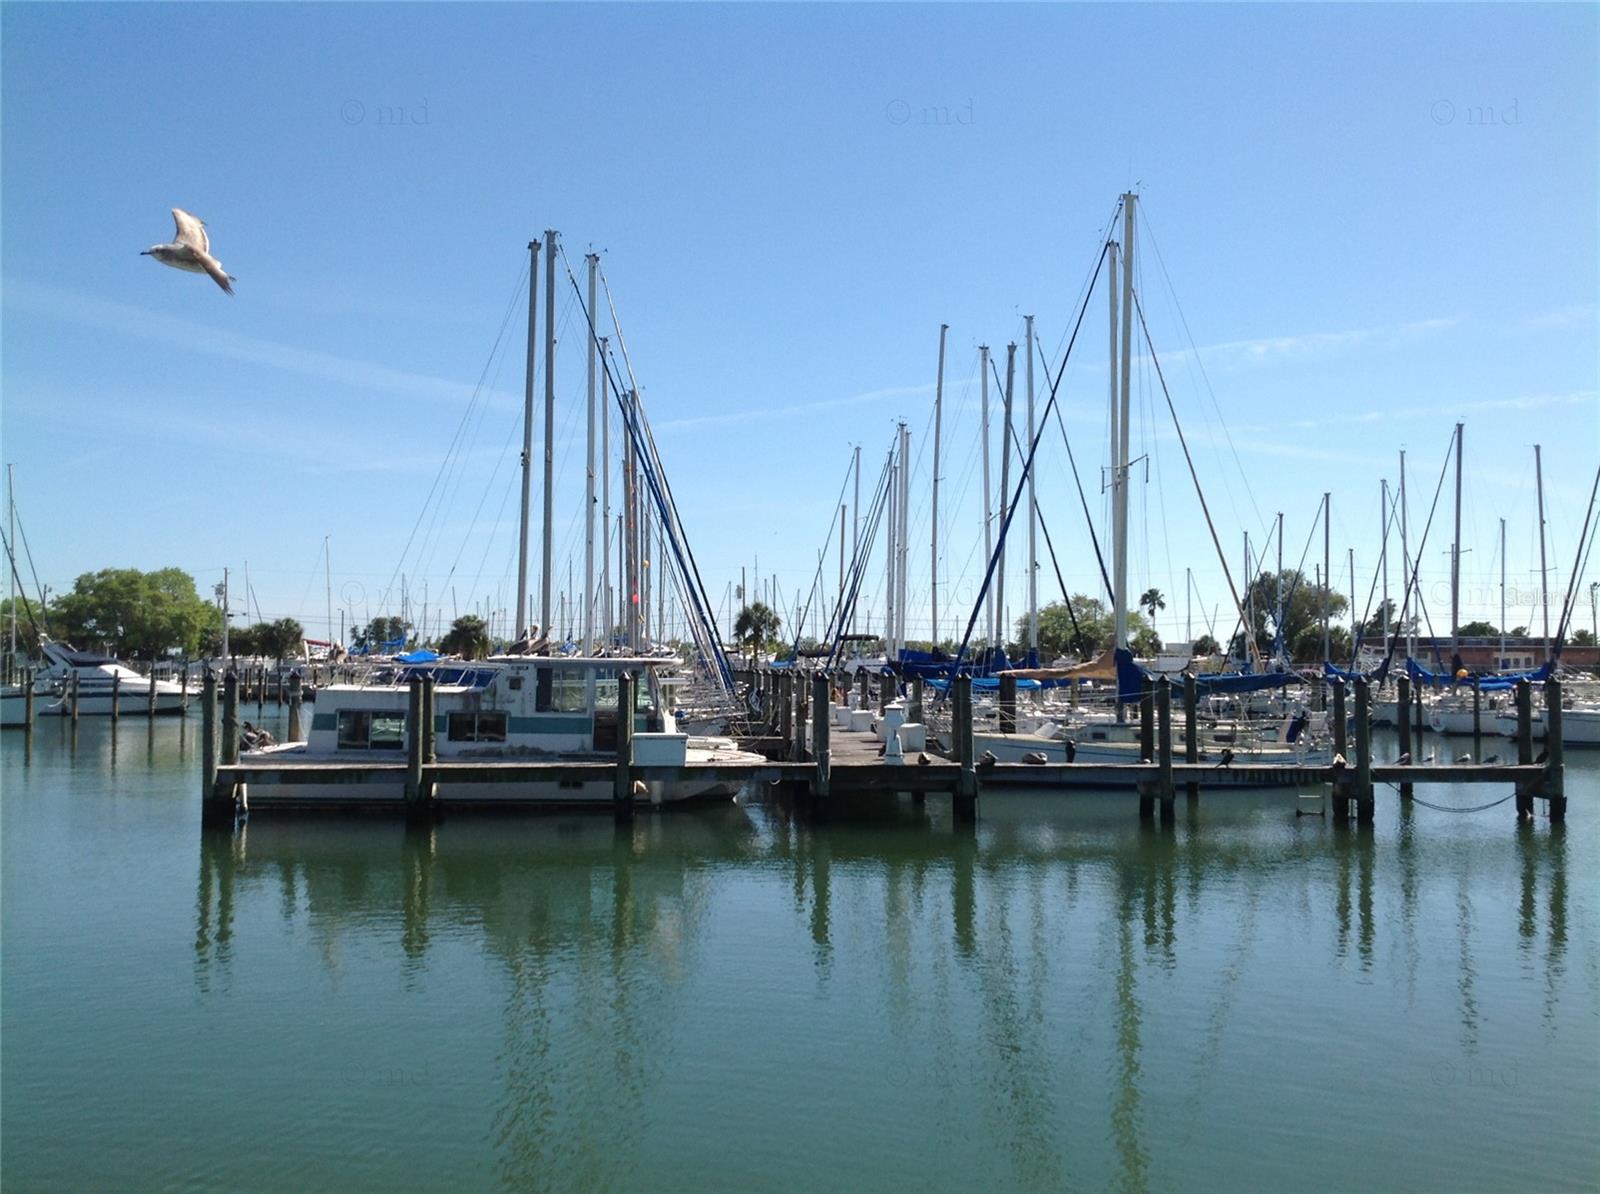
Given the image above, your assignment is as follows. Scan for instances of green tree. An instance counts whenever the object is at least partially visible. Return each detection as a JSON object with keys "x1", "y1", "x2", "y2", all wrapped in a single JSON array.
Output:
[
  {"x1": 1570, "y1": 629, "x2": 1596, "y2": 646},
  {"x1": 1192, "y1": 633, "x2": 1222, "y2": 656},
  {"x1": 439, "y1": 615, "x2": 491, "y2": 660},
  {"x1": 1456, "y1": 619, "x2": 1499, "y2": 638},
  {"x1": 51, "y1": 567, "x2": 216, "y2": 659},
  {"x1": 0, "y1": 595, "x2": 49, "y2": 653},
  {"x1": 1139, "y1": 588, "x2": 1165, "y2": 621},
  {"x1": 1028, "y1": 595, "x2": 1159, "y2": 659},
  {"x1": 230, "y1": 623, "x2": 265, "y2": 657},
  {"x1": 733, "y1": 602, "x2": 781, "y2": 652},
  {"x1": 354, "y1": 616, "x2": 411, "y2": 651},
  {"x1": 1228, "y1": 569, "x2": 1349, "y2": 660},
  {"x1": 259, "y1": 617, "x2": 304, "y2": 664}
]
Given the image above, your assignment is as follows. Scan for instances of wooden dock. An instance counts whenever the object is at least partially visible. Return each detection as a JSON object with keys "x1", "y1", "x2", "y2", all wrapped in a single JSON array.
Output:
[{"x1": 200, "y1": 667, "x2": 1570, "y2": 828}]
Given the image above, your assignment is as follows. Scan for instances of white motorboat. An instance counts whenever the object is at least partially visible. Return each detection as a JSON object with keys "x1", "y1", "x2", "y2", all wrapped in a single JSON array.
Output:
[{"x1": 27, "y1": 641, "x2": 189, "y2": 717}]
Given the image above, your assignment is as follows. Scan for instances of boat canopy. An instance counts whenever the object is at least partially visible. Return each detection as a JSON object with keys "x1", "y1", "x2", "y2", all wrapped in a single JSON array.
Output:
[
  {"x1": 1404, "y1": 657, "x2": 1553, "y2": 691},
  {"x1": 1116, "y1": 648, "x2": 1297, "y2": 703}
]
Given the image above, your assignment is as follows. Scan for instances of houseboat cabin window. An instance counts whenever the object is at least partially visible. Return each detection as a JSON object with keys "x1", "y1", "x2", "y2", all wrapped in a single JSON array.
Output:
[
  {"x1": 336, "y1": 710, "x2": 407, "y2": 750},
  {"x1": 535, "y1": 667, "x2": 588, "y2": 713},
  {"x1": 594, "y1": 669, "x2": 653, "y2": 713},
  {"x1": 447, "y1": 711, "x2": 508, "y2": 742}
]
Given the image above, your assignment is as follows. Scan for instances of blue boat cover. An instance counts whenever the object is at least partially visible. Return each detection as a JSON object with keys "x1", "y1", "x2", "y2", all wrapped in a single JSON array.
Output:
[
  {"x1": 1115, "y1": 648, "x2": 1298, "y2": 703},
  {"x1": 1405, "y1": 657, "x2": 1552, "y2": 691}
]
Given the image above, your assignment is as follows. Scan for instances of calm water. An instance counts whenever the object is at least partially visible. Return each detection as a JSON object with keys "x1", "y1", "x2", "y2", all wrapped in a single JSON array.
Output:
[{"x1": 3, "y1": 712, "x2": 1596, "y2": 1192}]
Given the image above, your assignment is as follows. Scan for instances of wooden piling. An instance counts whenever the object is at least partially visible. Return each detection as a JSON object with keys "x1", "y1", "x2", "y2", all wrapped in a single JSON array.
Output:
[
  {"x1": 405, "y1": 677, "x2": 424, "y2": 807},
  {"x1": 110, "y1": 673, "x2": 120, "y2": 722},
  {"x1": 614, "y1": 671, "x2": 636, "y2": 823},
  {"x1": 1354, "y1": 678, "x2": 1374, "y2": 824},
  {"x1": 256, "y1": 666, "x2": 265, "y2": 712},
  {"x1": 909, "y1": 674, "x2": 924, "y2": 727},
  {"x1": 953, "y1": 674, "x2": 977, "y2": 824},
  {"x1": 69, "y1": 670, "x2": 80, "y2": 724},
  {"x1": 1515, "y1": 680, "x2": 1533, "y2": 819},
  {"x1": 856, "y1": 667, "x2": 868, "y2": 710},
  {"x1": 998, "y1": 674, "x2": 1017, "y2": 735},
  {"x1": 1183, "y1": 672, "x2": 1198, "y2": 802},
  {"x1": 793, "y1": 671, "x2": 808, "y2": 761},
  {"x1": 1396, "y1": 674, "x2": 1413, "y2": 801},
  {"x1": 811, "y1": 673, "x2": 831, "y2": 802},
  {"x1": 1471, "y1": 677, "x2": 1482, "y2": 755},
  {"x1": 147, "y1": 663, "x2": 158, "y2": 717},
  {"x1": 779, "y1": 671, "x2": 793, "y2": 747},
  {"x1": 1331, "y1": 679, "x2": 1347, "y2": 761},
  {"x1": 23, "y1": 668, "x2": 34, "y2": 728},
  {"x1": 276, "y1": 666, "x2": 284, "y2": 708},
  {"x1": 199, "y1": 669, "x2": 224, "y2": 822},
  {"x1": 1156, "y1": 676, "x2": 1175, "y2": 821},
  {"x1": 287, "y1": 671, "x2": 302, "y2": 741},
  {"x1": 1544, "y1": 677, "x2": 1565, "y2": 822},
  {"x1": 878, "y1": 666, "x2": 891, "y2": 716}
]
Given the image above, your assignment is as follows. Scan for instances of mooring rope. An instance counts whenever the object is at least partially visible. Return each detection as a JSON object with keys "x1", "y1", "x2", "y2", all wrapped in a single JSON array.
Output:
[{"x1": 1380, "y1": 782, "x2": 1518, "y2": 814}]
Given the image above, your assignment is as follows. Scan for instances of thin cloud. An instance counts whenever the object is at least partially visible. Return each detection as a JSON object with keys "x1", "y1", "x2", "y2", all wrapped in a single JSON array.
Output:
[
  {"x1": 2, "y1": 278, "x2": 520, "y2": 408},
  {"x1": 654, "y1": 382, "x2": 934, "y2": 431}
]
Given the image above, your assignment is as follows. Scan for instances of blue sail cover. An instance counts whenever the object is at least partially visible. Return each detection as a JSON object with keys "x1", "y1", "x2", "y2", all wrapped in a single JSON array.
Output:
[
  {"x1": 396, "y1": 649, "x2": 439, "y2": 664},
  {"x1": 1405, "y1": 657, "x2": 1552, "y2": 691},
  {"x1": 1322, "y1": 658, "x2": 1392, "y2": 686},
  {"x1": 1115, "y1": 648, "x2": 1298, "y2": 703}
]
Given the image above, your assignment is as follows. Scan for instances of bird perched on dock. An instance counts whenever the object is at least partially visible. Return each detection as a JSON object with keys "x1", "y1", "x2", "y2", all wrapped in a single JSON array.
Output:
[
  {"x1": 142, "y1": 208, "x2": 236, "y2": 295},
  {"x1": 977, "y1": 750, "x2": 998, "y2": 771},
  {"x1": 1215, "y1": 747, "x2": 1234, "y2": 769},
  {"x1": 1482, "y1": 754, "x2": 1500, "y2": 764},
  {"x1": 1535, "y1": 748, "x2": 1548, "y2": 764},
  {"x1": 1396, "y1": 751, "x2": 1412, "y2": 766},
  {"x1": 1330, "y1": 753, "x2": 1347, "y2": 771},
  {"x1": 1456, "y1": 753, "x2": 1473, "y2": 764},
  {"x1": 1022, "y1": 751, "x2": 1049, "y2": 765},
  {"x1": 1064, "y1": 738, "x2": 1077, "y2": 763},
  {"x1": 917, "y1": 752, "x2": 931, "y2": 766},
  {"x1": 1422, "y1": 751, "x2": 1436, "y2": 763}
]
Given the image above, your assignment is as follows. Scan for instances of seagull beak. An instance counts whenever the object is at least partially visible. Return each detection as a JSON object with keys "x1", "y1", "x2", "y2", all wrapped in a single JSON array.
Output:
[{"x1": 140, "y1": 250, "x2": 151, "y2": 255}]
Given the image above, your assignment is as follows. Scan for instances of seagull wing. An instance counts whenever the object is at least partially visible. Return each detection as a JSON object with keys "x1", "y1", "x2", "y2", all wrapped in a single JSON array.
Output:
[
  {"x1": 194, "y1": 249, "x2": 235, "y2": 296},
  {"x1": 171, "y1": 208, "x2": 210, "y2": 254}
]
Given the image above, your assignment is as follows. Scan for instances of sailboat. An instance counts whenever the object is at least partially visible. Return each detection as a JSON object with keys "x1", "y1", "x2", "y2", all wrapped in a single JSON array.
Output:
[{"x1": 241, "y1": 236, "x2": 763, "y2": 807}]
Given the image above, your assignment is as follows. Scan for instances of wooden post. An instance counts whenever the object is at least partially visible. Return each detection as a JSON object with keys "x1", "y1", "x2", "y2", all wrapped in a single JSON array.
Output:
[
  {"x1": 856, "y1": 666, "x2": 868, "y2": 710},
  {"x1": 1544, "y1": 677, "x2": 1565, "y2": 822},
  {"x1": 1471, "y1": 677, "x2": 1482, "y2": 756},
  {"x1": 1331, "y1": 679, "x2": 1347, "y2": 760},
  {"x1": 147, "y1": 663, "x2": 158, "y2": 717},
  {"x1": 276, "y1": 666, "x2": 285, "y2": 708},
  {"x1": 1137, "y1": 678, "x2": 1155, "y2": 820},
  {"x1": 257, "y1": 665, "x2": 265, "y2": 712},
  {"x1": 200, "y1": 668, "x2": 217, "y2": 801},
  {"x1": 23, "y1": 668, "x2": 34, "y2": 728},
  {"x1": 878, "y1": 666, "x2": 891, "y2": 716},
  {"x1": 998, "y1": 674, "x2": 1017, "y2": 735},
  {"x1": 1413, "y1": 677, "x2": 1425, "y2": 748},
  {"x1": 1157, "y1": 676, "x2": 1174, "y2": 821},
  {"x1": 779, "y1": 671, "x2": 792, "y2": 747},
  {"x1": 110, "y1": 673, "x2": 120, "y2": 722},
  {"x1": 221, "y1": 670, "x2": 240, "y2": 766},
  {"x1": 811, "y1": 673, "x2": 831, "y2": 801},
  {"x1": 422, "y1": 674, "x2": 437, "y2": 788},
  {"x1": 287, "y1": 671, "x2": 303, "y2": 741},
  {"x1": 1396, "y1": 673, "x2": 1413, "y2": 801},
  {"x1": 1515, "y1": 679, "x2": 1533, "y2": 819},
  {"x1": 792, "y1": 671, "x2": 807, "y2": 760},
  {"x1": 405, "y1": 676, "x2": 424, "y2": 807},
  {"x1": 614, "y1": 670, "x2": 636, "y2": 822},
  {"x1": 910, "y1": 674, "x2": 924, "y2": 727},
  {"x1": 1183, "y1": 671, "x2": 1198, "y2": 801},
  {"x1": 954, "y1": 673, "x2": 977, "y2": 824},
  {"x1": 1354, "y1": 677, "x2": 1374, "y2": 824},
  {"x1": 68, "y1": 670, "x2": 79, "y2": 723}
]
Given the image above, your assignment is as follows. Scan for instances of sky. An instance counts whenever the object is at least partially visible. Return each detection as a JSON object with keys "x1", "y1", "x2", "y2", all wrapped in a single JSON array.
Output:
[{"x1": 2, "y1": 2, "x2": 1597, "y2": 652}]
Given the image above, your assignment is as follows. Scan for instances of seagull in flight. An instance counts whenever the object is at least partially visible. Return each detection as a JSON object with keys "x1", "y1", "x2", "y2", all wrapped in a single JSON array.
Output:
[{"x1": 142, "y1": 208, "x2": 235, "y2": 295}]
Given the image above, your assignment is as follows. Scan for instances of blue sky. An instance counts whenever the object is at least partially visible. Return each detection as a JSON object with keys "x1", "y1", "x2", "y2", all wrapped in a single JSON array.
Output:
[{"x1": 3, "y1": 3, "x2": 1596, "y2": 649}]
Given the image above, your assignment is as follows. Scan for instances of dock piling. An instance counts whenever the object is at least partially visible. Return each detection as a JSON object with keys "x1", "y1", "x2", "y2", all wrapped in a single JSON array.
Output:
[
  {"x1": 200, "y1": 668, "x2": 217, "y2": 802},
  {"x1": 953, "y1": 674, "x2": 976, "y2": 824},
  {"x1": 1157, "y1": 676, "x2": 1175, "y2": 822},
  {"x1": 1354, "y1": 677, "x2": 1374, "y2": 824},
  {"x1": 1515, "y1": 680, "x2": 1534, "y2": 819},
  {"x1": 1137, "y1": 679, "x2": 1154, "y2": 820},
  {"x1": 811, "y1": 673, "x2": 831, "y2": 808},
  {"x1": 147, "y1": 664, "x2": 157, "y2": 717},
  {"x1": 69, "y1": 670, "x2": 80, "y2": 723},
  {"x1": 1183, "y1": 672, "x2": 1198, "y2": 802},
  {"x1": 405, "y1": 677, "x2": 424, "y2": 808},
  {"x1": 287, "y1": 672, "x2": 302, "y2": 741},
  {"x1": 1544, "y1": 678, "x2": 1565, "y2": 822},
  {"x1": 614, "y1": 671, "x2": 636, "y2": 823},
  {"x1": 23, "y1": 668, "x2": 34, "y2": 728},
  {"x1": 998, "y1": 674, "x2": 1017, "y2": 735},
  {"x1": 1397, "y1": 674, "x2": 1413, "y2": 801}
]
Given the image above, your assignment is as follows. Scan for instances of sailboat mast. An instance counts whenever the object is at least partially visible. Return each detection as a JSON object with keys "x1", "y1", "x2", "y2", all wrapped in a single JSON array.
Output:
[
  {"x1": 885, "y1": 450, "x2": 898, "y2": 654},
  {"x1": 584, "y1": 254, "x2": 598, "y2": 652},
  {"x1": 8, "y1": 463, "x2": 16, "y2": 659},
  {"x1": 515, "y1": 239, "x2": 540, "y2": 639},
  {"x1": 324, "y1": 535, "x2": 333, "y2": 649},
  {"x1": 851, "y1": 445, "x2": 860, "y2": 634},
  {"x1": 1380, "y1": 482, "x2": 1390, "y2": 643},
  {"x1": 1107, "y1": 237, "x2": 1120, "y2": 613},
  {"x1": 1276, "y1": 511, "x2": 1284, "y2": 658},
  {"x1": 979, "y1": 345, "x2": 993, "y2": 647},
  {"x1": 931, "y1": 323, "x2": 947, "y2": 650},
  {"x1": 997, "y1": 343, "x2": 1015, "y2": 655},
  {"x1": 1535, "y1": 442, "x2": 1549, "y2": 655},
  {"x1": 1025, "y1": 314, "x2": 1038, "y2": 657},
  {"x1": 600, "y1": 337, "x2": 612, "y2": 646},
  {"x1": 541, "y1": 229, "x2": 558, "y2": 637},
  {"x1": 1500, "y1": 517, "x2": 1507, "y2": 663},
  {"x1": 1322, "y1": 492, "x2": 1331, "y2": 661},
  {"x1": 898, "y1": 422, "x2": 911, "y2": 657},
  {"x1": 1400, "y1": 449, "x2": 1414, "y2": 659},
  {"x1": 1244, "y1": 531, "x2": 1253, "y2": 663},
  {"x1": 1114, "y1": 192, "x2": 1136, "y2": 652},
  {"x1": 1451, "y1": 421, "x2": 1463, "y2": 655}
]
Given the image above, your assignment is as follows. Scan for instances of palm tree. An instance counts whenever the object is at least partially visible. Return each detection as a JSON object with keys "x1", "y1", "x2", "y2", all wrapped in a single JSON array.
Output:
[
  {"x1": 1139, "y1": 588, "x2": 1165, "y2": 622},
  {"x1": 439, "y1": 615, "x2": 491, "y2": 660},
  {"x1": 733, "y1": 602, "x2": 780, "y2": 654}
]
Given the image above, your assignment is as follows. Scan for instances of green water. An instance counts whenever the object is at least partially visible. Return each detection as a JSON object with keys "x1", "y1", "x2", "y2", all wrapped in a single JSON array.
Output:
[{"x1": 3, "y1": 713, "x2": 1596, "y2": 1192}]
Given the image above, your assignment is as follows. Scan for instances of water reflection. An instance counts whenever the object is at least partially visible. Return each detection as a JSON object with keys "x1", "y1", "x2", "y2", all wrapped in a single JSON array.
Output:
[{"x1": 181, "y1": 780, "x2": 1581, "y2": 1191}]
